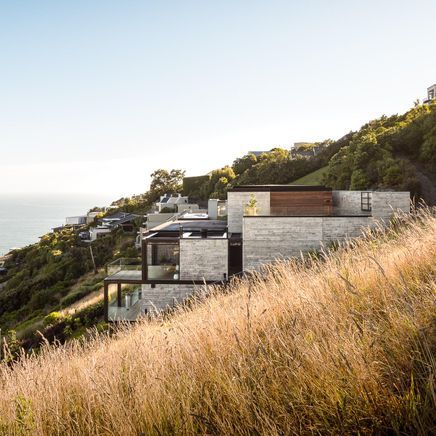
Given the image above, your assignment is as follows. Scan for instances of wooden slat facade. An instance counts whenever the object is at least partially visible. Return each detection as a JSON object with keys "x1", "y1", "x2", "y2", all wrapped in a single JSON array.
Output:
[{"x1": 270, "y1": 191, "x2": 333, "y2": 216}]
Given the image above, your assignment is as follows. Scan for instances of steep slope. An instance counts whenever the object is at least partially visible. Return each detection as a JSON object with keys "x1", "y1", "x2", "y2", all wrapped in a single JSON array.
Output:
[
  {"x1": 323, "y1": 102, "x2": 436, "y2": 200},
  {"x1": 0, "y1": 208, "x2": 434, "y2": 435},
  {"x1": 402, "y1": 157, "x2": 436, "y2": 205},
  {"x1": 289, "y1": 165, "x2": 329, "y2": 185}
]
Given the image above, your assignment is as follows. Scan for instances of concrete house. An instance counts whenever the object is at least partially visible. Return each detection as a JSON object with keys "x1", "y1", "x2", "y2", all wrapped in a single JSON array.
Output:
[
  {"x1": 103, "y1": 185, "x2": 410, "y2": 322},
  {"x1": 227, "y1": 185, "x2": 409, "y2": 271}
]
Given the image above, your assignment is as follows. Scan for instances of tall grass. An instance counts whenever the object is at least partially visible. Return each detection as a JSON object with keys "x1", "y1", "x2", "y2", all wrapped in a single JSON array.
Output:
[{"x1": 0, "y1": 209, "x2": 435, "y2": 435}]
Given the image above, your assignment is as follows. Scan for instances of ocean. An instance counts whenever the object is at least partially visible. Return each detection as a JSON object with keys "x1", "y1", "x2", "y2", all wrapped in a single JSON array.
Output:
[{"x1": 0, "y1": 193, "x2": 114, "y2": 256}]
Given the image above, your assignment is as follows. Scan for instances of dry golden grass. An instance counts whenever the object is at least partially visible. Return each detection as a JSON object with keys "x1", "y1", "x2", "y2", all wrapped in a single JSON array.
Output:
[{"x1": 0, "y1": 209, "x2": 435, "y2": 435}]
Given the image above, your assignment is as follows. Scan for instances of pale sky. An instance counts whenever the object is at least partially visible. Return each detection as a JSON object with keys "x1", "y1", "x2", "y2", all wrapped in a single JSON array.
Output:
[{"x1": 1, "y1": 0, "x2": 435, "y2": 197}]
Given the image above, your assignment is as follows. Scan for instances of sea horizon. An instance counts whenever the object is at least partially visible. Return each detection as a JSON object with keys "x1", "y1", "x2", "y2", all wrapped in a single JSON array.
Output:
[{"x1": 0, "y1": 192, "x2": 114, "y2": 256}]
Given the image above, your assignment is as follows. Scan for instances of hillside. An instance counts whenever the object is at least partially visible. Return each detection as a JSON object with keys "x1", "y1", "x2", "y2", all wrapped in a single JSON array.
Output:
[
  {"x1": 0, "y1": 208, "x2": 434, "y2": 435},
  {"x1": 0, "y1": 220, "x2": 140, "y2": 347},
  {"x1": 182, "y1": 101, "x2": 436, "y2": 204},
  {"x1": 1, "y1": 101, "x2": 435, "y2": 351},
  {"x1": 289, "y1": 165, "x2": 329, "y2": 185},
  {"x1": 323, "y1": 102, "x2": 436, "y2": 196}
]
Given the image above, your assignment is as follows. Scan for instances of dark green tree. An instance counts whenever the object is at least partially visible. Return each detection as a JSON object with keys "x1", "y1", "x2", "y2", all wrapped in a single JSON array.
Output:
[{"x1": 148, "y1": 169, "x2": 186, "y2": 202}]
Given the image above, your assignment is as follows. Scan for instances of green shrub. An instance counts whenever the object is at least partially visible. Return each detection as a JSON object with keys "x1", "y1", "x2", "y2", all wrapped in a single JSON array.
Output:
[{"x1": 43, "y1": 312, "x2": 64, "y2": 327}]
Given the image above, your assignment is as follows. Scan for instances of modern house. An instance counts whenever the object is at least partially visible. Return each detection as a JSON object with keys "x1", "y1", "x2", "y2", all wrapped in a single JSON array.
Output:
[
  {"x1": 65, "y1": 211, "x2": 100, "y2": 227},
  {"x1": 88, "y1": 212, "x2": 140, "y2": 241},
  {"x1": 104, "y1": 185, "x2": 410, "y2": 322}
]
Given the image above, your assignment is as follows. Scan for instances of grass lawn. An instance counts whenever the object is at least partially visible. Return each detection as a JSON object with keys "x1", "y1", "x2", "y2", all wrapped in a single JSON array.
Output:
[{"x1": 290, "y1": 165, "x2": 328, "y2": 185}]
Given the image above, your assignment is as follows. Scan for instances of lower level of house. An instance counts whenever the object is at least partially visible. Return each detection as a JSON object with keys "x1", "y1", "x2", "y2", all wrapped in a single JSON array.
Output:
[{"x1": 106, "y1": 283, "x2": 198, "y2": 321}]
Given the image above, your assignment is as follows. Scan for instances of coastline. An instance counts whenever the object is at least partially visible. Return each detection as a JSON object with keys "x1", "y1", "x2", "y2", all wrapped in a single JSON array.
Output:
[{"x1": 0, "y1": 193, "x2": 112, "y2": 256}]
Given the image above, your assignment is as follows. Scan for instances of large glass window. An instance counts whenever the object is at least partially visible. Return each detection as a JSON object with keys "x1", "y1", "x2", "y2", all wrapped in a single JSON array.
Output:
[{"x1": 146, "y1": 241, "x2": 180, "y2": 280}]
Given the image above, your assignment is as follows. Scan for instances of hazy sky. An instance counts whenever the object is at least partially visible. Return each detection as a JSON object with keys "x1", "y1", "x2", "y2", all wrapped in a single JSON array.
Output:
[{"x1": 1, "y1": 0, "x2": 435, "y2": 197}]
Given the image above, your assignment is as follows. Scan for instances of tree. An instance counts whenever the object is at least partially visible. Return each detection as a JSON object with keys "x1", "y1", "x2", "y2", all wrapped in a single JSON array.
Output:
[
  {"x1": 148, "y1": 169, "x2": 186, "y2": 202},
  {"x1": 207, "y1": 167, "x2": 236, "y2": 197},
  {"x1": 232, "y1": 153, "x2": 257, "y2": 175},
  {"x1": 211, "y1": 177, "x2": 229, "y2": 200}
]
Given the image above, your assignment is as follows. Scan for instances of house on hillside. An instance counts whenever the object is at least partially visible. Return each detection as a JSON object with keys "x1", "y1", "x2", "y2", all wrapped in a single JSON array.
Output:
[
  {"x1": 65, "y1": 211, "x2": 100, "y2": 227},
  {"x1": 87, "y1": 212, "x2": 140, "y2": 241},
  {"x1": 99, "y1": 212, "x2": 139, "y2": 233},
  {"x1": 156, "y1": 194, "x2": 190, "y2": 212},
  {"x1": 424, "y1": 84, "x2": 436, "y2": 104},
  {"x1": 103, "y1": 185, "x2": 410, "y2": 322}
]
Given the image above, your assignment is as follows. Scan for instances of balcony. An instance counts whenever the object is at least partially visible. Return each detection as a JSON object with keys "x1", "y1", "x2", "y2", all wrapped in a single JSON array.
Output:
[
  {"x1": 105, "y1": 258, "x2": 142, "y2": 282},
  {"x1": 108, "y1": 287, "x2": 144, "y2": 322}
]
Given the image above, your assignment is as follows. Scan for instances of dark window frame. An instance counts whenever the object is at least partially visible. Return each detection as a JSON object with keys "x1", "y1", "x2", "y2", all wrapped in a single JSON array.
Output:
[
  {"x1": 144, "y1": 239, "x2": 180, "y2": 281},
  {"x1": 361, "y1": 192, "x2": 372, "y2": 212}
]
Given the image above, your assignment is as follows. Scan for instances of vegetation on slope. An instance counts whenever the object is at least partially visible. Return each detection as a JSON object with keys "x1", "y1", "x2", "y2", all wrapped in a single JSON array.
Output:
[
  {"x1": 183, "y1": 102, "x2": 436, "y2": 202},
  {"x1": 323, "y1": 101, "x2": 436, "y2": 193},
  {"x1": 0, "y1": 208, "x2": 434, "y2": 435},
  {"x1": 0, "y1": 228, "x2": 138, "y2": 345},
  {"x1": 0, "y1": 168, "x2": 188, "y2": 347},
  {"x1": 289, "y1": 165, "x2": 329, "y2": 185}
]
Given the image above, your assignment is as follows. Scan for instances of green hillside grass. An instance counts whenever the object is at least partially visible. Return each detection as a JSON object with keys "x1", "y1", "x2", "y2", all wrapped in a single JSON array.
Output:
[{"x1": 289, "y1": 165, "x2": 329, "y2": 185}]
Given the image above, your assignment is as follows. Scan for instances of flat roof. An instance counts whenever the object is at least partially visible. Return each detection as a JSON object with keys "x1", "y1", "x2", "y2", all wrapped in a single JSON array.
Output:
[
  {"x1": 228, "y1": 185, "x2": 332, "y2": 192},
  {"x1": 151, "y1": 219, "x2": 227, "y2": 233}
]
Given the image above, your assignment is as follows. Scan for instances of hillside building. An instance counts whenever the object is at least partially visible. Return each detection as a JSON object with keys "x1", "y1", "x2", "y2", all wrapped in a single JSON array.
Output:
[
  {"x1": 424, "y1": 84, "x2": 436, "y2": 104},
  {"x1": 103, "y1": 185, "x2": 410, "y2": 322}
]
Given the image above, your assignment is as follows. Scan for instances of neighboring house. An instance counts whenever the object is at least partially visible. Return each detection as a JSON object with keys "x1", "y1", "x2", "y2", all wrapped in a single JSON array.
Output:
[
  {"x1": 176, "y1": 203, "x2": 200, "y2": 213},
  {"x1": 88, "y1": 212, "x2": 140, "y2": 241},
  {"x1": 99, "y1": 212, "x2": 139, "y2": 233},
  {"x1": 89, "y1": 226, "x2": 112, "y2": 241},
  {"x1": 66, "y1": 211, "x2": 101, "y2": 227},
  {"x1": 86, "y1": 211, "x2": 100, "y2": 223},
  {"x1": 66, "y1": 216, "x2": 87, "y2": 226},
  {"x1": 424, "y1": 84, "x2": 436, "y2": 104},
  {"x1": 156, "y1": 194, "x2": 190, "y2": 212},
  {"x1": 103, "y1": 185, "x2": 410, "y2": 322}
]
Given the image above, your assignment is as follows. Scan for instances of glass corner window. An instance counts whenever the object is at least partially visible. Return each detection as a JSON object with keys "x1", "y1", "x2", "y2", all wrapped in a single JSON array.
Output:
[{"x1": 146, "y1": 241, "x2": 180, "y2": 280}]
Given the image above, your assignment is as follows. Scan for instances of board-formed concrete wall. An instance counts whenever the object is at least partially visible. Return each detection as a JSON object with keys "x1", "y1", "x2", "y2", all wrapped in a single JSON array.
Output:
[
  {"x1": 227, "y1": 191, "x2": 270, "y2": 233},
  {"x1": 243, "y1": 216, "x2": 324, "y2": 270},
  {"x1": 322, "y1": 216, "x2": 373, "y2": 243},
  {"x1": 140, "y1": 283, "x2": 196, "y2": 314},
  {"x1": 332, "y1": 191, "x2": 369, "y2": 215},
  {"x1": 243, "y1": 215, "x2": 375, "y2": 271},
  {"x1": 179, "y1": 238, "x2": 228, "y2": 281},
  {"x1": 372, "y1": 192, "x2": 410, "y2": 220}
]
